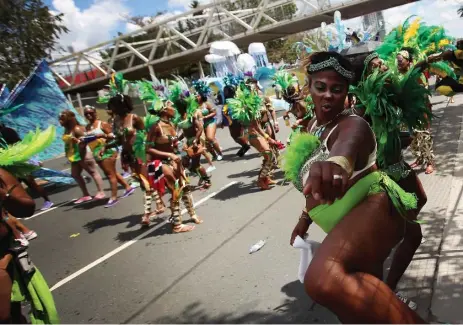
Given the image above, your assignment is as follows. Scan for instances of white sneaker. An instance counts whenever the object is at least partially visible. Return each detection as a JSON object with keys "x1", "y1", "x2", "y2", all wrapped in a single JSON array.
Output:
[
  {"x1": 216, "y1": 155, "x2": 223, "y2": 161},
  {"x1": 15, "y1": 236, "x2": 29, "y2": 247},
  {"x1": 206, "y1": 166, "x2": 216, "y2": 173},
  {"x1": 23, "y1": 231, "x2": 38, "y2": 241}
]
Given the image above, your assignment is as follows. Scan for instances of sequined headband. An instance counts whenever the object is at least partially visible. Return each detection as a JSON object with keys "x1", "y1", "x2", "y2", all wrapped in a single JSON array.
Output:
[
  {"x1": 364, "y1": 52, "x2": 379, "y2": 67},
  {"x1": 398, "y1": 50, "x2": 410, "y2": 60},
  {"x1": 308, "y1": 57, "x2": 354, "y2": 80}
]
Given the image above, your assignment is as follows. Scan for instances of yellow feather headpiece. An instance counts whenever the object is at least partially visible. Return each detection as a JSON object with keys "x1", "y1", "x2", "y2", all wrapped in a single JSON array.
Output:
[{"x1": 404, "y1": 18, "x2": 421, "y2": 44}]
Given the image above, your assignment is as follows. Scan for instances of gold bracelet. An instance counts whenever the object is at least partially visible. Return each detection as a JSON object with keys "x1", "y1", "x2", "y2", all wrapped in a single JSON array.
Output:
[
  {"x1": 326, "y1": 156, "x2": 353, "y2": 177},
  {"x1": 299, "y1": 209, "x2": 313, "y2": 224},
  {"x1": 264, "y1": 133, "x2": 270, "y2": 139}
]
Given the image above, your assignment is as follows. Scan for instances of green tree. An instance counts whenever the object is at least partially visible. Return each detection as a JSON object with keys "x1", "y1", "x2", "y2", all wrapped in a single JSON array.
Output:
[
  {"x1": 265, "y1": 34, "x2": 302, "y2": 64},
  {"x1": 0, "y1": 0, "x2": 68, "y2": 88}
]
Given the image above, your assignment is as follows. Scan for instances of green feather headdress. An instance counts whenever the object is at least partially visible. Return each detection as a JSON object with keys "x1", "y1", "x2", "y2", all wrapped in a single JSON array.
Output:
[
  {"x1": 168, "y1": 76, "x2": 198, "y2": 120},
  {"x1": 137, "y1": 80, "x2": 171, "y2": 115},
  {"x1": 376, "y1": 16, "x2": 455, "y2": 73},
  {"x1": 350, "y1": 67, "x2": 432, "y2": 169},
  {"x1": 273, "y1": 70, "x2": 300, "y2": 103},
  {"x1": 226, "y1": 82, "x2": 262, "y2": 125},
  {"x1": 97, "y1": 72, "x2": 131, "y2": 104}
]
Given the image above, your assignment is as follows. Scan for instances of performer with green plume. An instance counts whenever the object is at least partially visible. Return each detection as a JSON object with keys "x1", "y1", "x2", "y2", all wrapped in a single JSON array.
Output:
[
  {"x1": 227, "y1": 82, "x2": 278, "y2": 190},
  {"x1": 273, "y1": 70, "x2": 313, "y2": 145},
  {"x1": 283, "y1": 51, "x2": 423, "y2": 323},
  {"x1": 374, "y1": 17, "x2": 454, "y2": 175},
  {"x1": 397, "y1": 48, "x2": 436, "y2": 174},
  {"x1": 193, "y1": 80, "x2": 224, "y2": 161},
  {"x1": 0, "y1": 126, "x2": 59, "y2": 324},
  {"x1": 169, "y1": 78, "x2": 212, "y2": 190},
  {"x1": 139, "y1": 80, "x2": 203, "y2": 233},
  {"x1": 98, "y1": 73, "x2": 160, "y2": 226},
  {"x1": 351, "y1": 50, "x2": 431, "y2": 308},
  {"x1": 222, "y1": 74, "x2": 251, "y2": 157},
  {"x1": 428, "y1": 39, "x2": 463, "y2": 96}
]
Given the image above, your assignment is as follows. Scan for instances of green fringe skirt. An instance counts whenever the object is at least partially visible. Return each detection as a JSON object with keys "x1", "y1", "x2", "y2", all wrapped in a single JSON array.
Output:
[{"x1": 309, "y1": 171, "x2": 417, "y2": 233}]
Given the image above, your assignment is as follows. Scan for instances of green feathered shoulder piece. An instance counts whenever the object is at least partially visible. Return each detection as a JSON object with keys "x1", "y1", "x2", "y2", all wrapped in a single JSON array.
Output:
[
  {"x1": 226, "y1": 82, "x2": 262, "y2": 125},
  {"x1": 144, "y1": 114, "x2": 160, "y2": 132},
  {"x1": 132, "y1": 130, "x2": 147, "y2": 164},
  {"x1": 349, "y1": 70, "x2": 402, "y2": 169},
  {"x1": 281, "y1": 132, "x2": 320, "y2": 191},
  {"x1": 0, "y1": 126, "x2": 56, "y2": 178}
]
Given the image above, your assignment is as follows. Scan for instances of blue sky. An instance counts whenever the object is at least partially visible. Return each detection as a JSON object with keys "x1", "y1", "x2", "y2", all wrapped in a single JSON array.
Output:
[
  {"x1": 46, "y1": 0, "x2": 463, "y2": 54},
  {"x1": 44, "y1": 0, "x2": 180, "y2": 16}
]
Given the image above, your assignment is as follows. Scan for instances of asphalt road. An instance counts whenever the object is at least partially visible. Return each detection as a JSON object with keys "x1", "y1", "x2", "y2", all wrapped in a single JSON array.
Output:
[{"x1": 23, "y1": 117, "x2": 336, "y2": 324}]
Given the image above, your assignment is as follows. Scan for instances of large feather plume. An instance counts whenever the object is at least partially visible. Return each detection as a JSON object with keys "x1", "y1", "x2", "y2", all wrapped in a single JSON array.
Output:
[
  {"x1": 226, "y1": 82, "x2": 262, "y2": 125},
  {"x1": 0, "y1": 126, "x2": 55, "y2": 164}
]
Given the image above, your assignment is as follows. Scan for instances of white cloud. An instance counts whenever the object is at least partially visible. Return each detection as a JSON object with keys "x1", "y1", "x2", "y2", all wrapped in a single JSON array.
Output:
[
  {"x1": 125, "y1": 22, "x2": 141, "y2": 33},
  {"x1": 51, "y1": 0, "x2": 130, "y2": 52},
  {"x1": 168, "y1": 0, "x2": 211, "y2": 10}
]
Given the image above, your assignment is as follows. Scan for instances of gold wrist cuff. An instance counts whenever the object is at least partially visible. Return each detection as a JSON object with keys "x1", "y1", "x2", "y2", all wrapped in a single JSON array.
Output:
[
  {"x1": 299, "y1": 209, "x2": 313, "y2": 224},
  {"x1": 326, "y1": 156, "x2": 353, "y2": 177}
]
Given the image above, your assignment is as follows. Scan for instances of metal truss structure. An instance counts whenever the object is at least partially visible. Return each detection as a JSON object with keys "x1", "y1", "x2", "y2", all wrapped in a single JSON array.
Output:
[{"x1": 49, "y1": 0, "x2": 417, "y2": 93}]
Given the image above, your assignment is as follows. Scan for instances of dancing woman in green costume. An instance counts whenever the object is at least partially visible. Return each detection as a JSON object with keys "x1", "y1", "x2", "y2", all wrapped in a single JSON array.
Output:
[
  {"x1": 351, "y1": 51, "x2": 431, "y2": 306},
  {"x1": 273, "y1": 70, "x2": 313, "y2": 146},
  {"x1": 227, "y1": 82, "x2": 278, "y2": 191},
  {"x1": 193, "y1": 80, "x2": 224, "y2": 161},
  {"x1": 284, "y1": 51, "x2": 424, "y2": 323},
  {"x1": 169, "y1": 79, "x2": 212, "y2": 189},
  {"x1": 0, "y1": 127, "x2": 59, "y2": 323},
  {"x1": 98, "y1": 73, "x2": 163, "y2": 226},
  {"x1": 139, "y1": 81, "x2": 203, "y2": 233}
]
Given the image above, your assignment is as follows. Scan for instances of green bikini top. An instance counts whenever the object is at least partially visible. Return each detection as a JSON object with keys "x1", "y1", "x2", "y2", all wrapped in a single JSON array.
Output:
[{"x1": 177, "y1": 119, "x2": 193, "y2": 130}]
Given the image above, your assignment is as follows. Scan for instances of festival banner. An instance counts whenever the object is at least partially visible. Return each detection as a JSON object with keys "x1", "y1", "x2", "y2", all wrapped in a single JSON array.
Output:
[{"x1": 0, "y1": 60, "x2": 84, "y2": 161}]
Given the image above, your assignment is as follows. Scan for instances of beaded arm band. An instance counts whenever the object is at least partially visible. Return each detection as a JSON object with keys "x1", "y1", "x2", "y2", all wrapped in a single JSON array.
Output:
[{"x1": 308, "y1": 57, "x2": 354, "y2": 80}]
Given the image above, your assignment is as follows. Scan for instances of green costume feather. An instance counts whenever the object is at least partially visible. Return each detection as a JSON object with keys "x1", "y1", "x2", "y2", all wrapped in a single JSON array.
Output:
[
  {"x1": 226, "y1": 83, "x2": 262, "y2": 126},
  {"x1": 168, "y1": 79, "x2": 198, "y2": 120},
  {"x1": 429, "y1": 62, "x2": 457, "y2": 80},
  {"x1": 137, "y1": 80, "x2": 165, "y2": 113},
  {"x1": 393, "y1": 67, "x2": 432, "y2": 131},
  {"x1": 97, "y1": 72, "x2": 132, "y2": 104},
  {"x1": 0, "y1": 126, "x2": 56, "y2": 178},
  {"x1": 132, "y1": 130, "x2": 147, "y2": 163},
  {"x1": 144, "y1": 114, "x2": 160, "y2": 132},
  {"x1": 273, "y1": 70, "x2": 298, "y2": 93},
  {"x1": 376, "y1": 17, "x2": 455, "y2": 78},
  {"x1": 281, "y1": 132, "x2": 320, "y2": 189},
  {"x1": 350, "y1": 70, "x2": 402, "y2": 169}
]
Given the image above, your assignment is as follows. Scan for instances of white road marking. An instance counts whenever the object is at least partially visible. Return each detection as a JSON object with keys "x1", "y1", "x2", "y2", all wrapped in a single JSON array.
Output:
[
  {"x1": 25, "y1": 200, "x2": 73, "y2": 220},
  {"x1": 50, "y1": 181, "x2": 238, "y2": 292}
]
